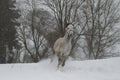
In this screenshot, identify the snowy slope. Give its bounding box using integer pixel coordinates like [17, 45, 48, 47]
[0, 57, 120, 80]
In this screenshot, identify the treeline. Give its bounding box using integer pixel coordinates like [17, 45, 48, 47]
[0, 0, 120, 63]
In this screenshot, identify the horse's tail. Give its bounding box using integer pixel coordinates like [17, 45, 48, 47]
[52, 48, 55, 54]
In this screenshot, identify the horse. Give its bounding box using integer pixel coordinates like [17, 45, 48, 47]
[53, 24, 74, 68]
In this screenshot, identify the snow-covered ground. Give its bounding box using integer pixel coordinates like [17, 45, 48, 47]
[0, 57, 120, 80]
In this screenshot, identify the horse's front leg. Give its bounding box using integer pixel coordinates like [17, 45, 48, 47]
[57, 56, 62, 68]
[57, 57, 65, 71]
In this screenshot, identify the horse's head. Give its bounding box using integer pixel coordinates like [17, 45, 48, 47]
[65, 24, 74, 38]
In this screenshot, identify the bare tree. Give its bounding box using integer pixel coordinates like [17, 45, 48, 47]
[82, 0, 120, 59]
[45, 0, 85, 36]
[17, 0, 52, 62]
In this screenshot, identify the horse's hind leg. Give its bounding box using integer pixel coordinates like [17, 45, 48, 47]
[62, 57, 66, 67]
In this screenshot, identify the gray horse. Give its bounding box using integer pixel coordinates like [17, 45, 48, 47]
[53, 24, 74, 68]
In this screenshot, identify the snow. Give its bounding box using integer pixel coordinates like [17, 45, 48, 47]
[0, 57, 120, 80]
